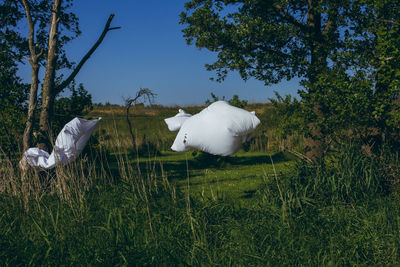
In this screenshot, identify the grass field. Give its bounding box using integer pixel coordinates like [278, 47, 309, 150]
[1, 104, 400, 265]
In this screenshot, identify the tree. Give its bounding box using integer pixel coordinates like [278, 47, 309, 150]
[180, 0, 350, 158]
[180, 0, 347, 83]
[180, 0, 400, 158]
[0, 54, 28, 155]
[298, 0, 400, 153]
[20, 0, 45, 152]
[0, 0, 29, 155]
[18, 0, 119, 152]
[54, 81, 93, 131]
[125, 88, 156, 152]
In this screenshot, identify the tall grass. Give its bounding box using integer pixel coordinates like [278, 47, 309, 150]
[1, 135, 400, 265]
[1, 106, 399, 265]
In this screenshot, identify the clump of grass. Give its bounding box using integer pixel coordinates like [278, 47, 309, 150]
[281, 142, 389, 210]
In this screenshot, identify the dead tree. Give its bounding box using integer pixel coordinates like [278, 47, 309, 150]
[125, 88, 156, 151]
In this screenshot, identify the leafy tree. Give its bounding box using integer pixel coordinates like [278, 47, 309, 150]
[0, 54, 28, 155]
[0, 0, 29, 154]
[180, 0, 348, 83]
[301, 0, 400, 152]
[269, 92, 303, 140]
[180, 0, 352, 158]
[54, 81, 93, 132]
[181, 0, 400, 157]
[15, 0, 119, 153]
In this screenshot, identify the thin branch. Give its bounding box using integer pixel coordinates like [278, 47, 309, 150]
[377, 18, 400, 26]
[21, 0, 37, 58]
[322, 2, 338, 40]
[36, 47, 44, 59]
[55, 13, 120, 95]
[272, 3, 309, 33]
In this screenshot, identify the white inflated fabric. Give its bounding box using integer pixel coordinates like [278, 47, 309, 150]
[164, 109, 192, 131]
[23, 117, 101, 169]
[171, 101, 260, 156]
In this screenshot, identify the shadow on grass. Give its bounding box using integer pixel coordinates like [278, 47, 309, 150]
[241, 190, 257, 199]
[104, 150, 295, 184]
[156, 151, 295, 180]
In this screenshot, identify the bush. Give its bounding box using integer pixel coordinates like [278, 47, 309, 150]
[277, 143, 389, 212]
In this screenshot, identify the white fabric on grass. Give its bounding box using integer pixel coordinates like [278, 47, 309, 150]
[24, 117, 101, 169]
[171, 101, 260, 156]
[164, 109, 192, 131]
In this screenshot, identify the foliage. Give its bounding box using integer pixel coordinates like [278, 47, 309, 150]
[0, 58, 28, 154]
[53, 81, 93, 132]
[0, 1, 29, 154]
[19, 0, 81, 71]
[268, 92, 303, 139]
[205, 92, 248, 108]
[180, 0, 351, 84]
[1, 0, 81, 72]
[181, 0, 400, 156]
[205, 92, 225, 105]
[281, 143, 389, 208]
[228, 94, 248, 108]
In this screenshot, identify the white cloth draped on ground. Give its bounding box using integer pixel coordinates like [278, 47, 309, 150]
[164, 109, 192, 131]
[23, 117, 102, 169]
[171, 101, 260, 156]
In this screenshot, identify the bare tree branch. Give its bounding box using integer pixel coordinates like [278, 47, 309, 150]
[377, 18, 400, 26]
[54, 13, 120, 95]
[125, 89, 156, 151]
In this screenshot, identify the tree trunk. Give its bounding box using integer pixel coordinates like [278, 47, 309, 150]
[126, 102, 137, 151]
[21, 0, 43, 152]
[304, 0, 329, 161]
[37, 0, 62, 151]
[23, 63, 40, 152]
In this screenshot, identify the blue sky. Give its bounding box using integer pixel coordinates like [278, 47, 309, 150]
[19, 0, 300, 106]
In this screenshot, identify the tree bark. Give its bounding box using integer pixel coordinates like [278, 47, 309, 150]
[304, 0, 330, 161]
[21, 0, 43, 152]
[37, 0, 62, 151]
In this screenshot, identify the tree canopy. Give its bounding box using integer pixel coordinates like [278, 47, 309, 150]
[180, 0, 351, 84]
[181, 0, 400, 155]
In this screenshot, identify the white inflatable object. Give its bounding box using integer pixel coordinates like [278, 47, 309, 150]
[164, 109, 192, 131]
[171, 101, 260, 156]
[23, 117, 101, 169]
